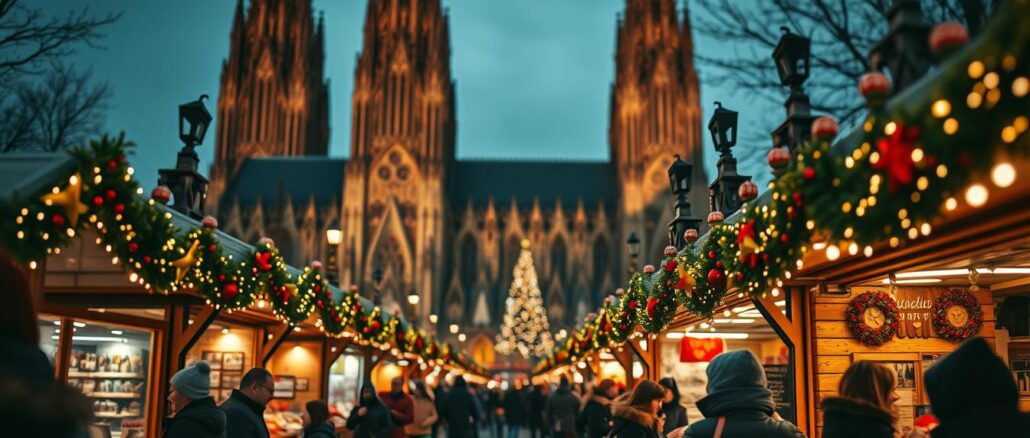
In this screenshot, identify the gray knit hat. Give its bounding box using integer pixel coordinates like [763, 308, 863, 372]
[171, 360, 212, 400]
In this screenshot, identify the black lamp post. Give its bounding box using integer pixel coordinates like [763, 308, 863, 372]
[371, 266, 384, 306]
[770, 28, 816, 153]
[325, 219, 341, 287]
[626, 232, 640, 275]
[158, 95, 212, 219]
[707, 102, 750, 215]
[869, 0, 932, 94]
[667, 155, 702, 250]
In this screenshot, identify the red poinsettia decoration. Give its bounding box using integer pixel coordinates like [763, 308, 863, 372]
[873, 124, 920, 192]
[255, 251, 273, 271]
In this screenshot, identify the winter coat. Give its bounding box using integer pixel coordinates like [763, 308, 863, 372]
[220, 390, 270, 438]
[582, 394, 613, 438]
[441, 382, 482, 437]
[502, 388, 528, 425]
[346, 403, 394, 438]
[924, 337, 1030, 438]
[164, 396, 227, 438]
[544, 385, 582, 437]
[682, 350, 805, 438]
[380, 391, 414, 438]
[820, 396, 894, 438]
[302, 421, 337, 438]
[659, 402, 688, 435]
[406, 396, 438, 436]
[527, 388, 548, 427]
[608, 403, 660, 438]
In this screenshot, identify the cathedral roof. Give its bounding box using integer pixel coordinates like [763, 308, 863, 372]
[221, 156, 345, 209]
[450, 159, 617, 209]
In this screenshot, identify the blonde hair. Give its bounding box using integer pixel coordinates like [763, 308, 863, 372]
[839, 361, 898, 424]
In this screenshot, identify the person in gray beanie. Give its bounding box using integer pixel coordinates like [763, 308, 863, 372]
[165, 360, 226, 438]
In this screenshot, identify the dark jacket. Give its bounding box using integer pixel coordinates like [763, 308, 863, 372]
[220, 390, 269, 438]
[820, 396, 894, 438]
[582, 394, 613, 438]
[164, 396, 227, 438]
[659, 403, 688, 435]
[544, 385, 581, 437]
[502, 388, 528, 425]
[925, 337, 1030, 438]
[683, 350, 804, 438]
[346, 403, 393, 438]
[608, 403, 660, 438]
[379, 391, 414, 438]
[441, 379, 482, 438]
[527, 388, 548, 427]
[302, 421, 337, 438]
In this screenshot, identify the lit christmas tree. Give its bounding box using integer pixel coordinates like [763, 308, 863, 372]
[495, 239, 555, 358]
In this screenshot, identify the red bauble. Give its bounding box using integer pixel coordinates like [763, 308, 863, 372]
[708, 250, 716, 260]
[684, 229, 699, 242]
[629, 300, 637, 310]
[143, 256, 152, 264]
[92, 196, 104, 206]
[128, 242, 139, 253]
[646, 297, 659, 318]
[859, 72, 892, 106]
[107, 160, 118, 170]
[223, 283, 239, 300]
[811, 116, 839, 140]
[664, 246, 677, 257]
[715, 261, 723, 269]
[604, 296, 612, 305]
[803, 168, 816, 180]
[738, 180, 758, 202]
[767, 147, 791, 170]
[310, 260, 324, 271]
[52, 214, 66, 227]
[314, 285, 322, 293]
[208, 244, 217, 253]
[664, 259, 678, 273]
[929, 22, 968, 56]
[780, 234, 790, 243]
[258, 237, 275, 248]
[707, 211, 725, 224]
[371, 321, 381, 331]
[114, 204, 125, 214]
[105, 189, 117, 201]
[201, 215, 218, 229]
[707, 269, 726, 288]
[615, 288, 625, 296]
[151, 186, 171, 204]
[643, 265, 656, 275]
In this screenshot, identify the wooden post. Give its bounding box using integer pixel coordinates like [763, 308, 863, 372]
[156, 302, 219, 437]
[320, 337, 352, 400]
[649, 334, 663, 381]
[752, 287, 811, 435]
[613, 346, 636, 389]
[260, 322, 294, 366]
[626, 336, 652, 384]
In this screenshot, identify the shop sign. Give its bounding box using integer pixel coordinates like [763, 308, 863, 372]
[895, 288, 935, 338]
[679, 337, 724, 362]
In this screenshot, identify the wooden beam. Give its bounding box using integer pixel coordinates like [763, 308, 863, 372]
[320, 337, 352, 400]
[55, 317, 74, 383]
[172, 305, 220, 365]
[260, 322, 294, 366]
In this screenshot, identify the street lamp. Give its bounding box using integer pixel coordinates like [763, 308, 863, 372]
[407, 290, 420, 327]
[371, 266, 384, 305]
[449, 324, 459, 334]
[407, 290, 420, 305]
[707, 101, 749, 215]
[626, 232, 640, 274]
[158, 95, 213, 219]
[708, 101, 738, 154]
[771, 27, 815, 153]
[667, 155, 702, 250]
[667, 154, 693, 196]
[771, 27, 810, 88]
[178, 95, 212, 150]
[325, 219, 341, 287]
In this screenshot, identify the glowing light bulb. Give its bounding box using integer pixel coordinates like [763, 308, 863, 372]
[826, 245, 840, 261]
[964, 184, 988, 207]
[991, 162, 1015, 188]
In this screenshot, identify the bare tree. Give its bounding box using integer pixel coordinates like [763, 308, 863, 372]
[0, 0, 118, 152]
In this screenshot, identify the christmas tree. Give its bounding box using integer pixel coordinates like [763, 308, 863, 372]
[495, 239, 555, 358]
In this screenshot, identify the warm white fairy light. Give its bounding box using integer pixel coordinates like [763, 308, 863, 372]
[965, 184, 989, 207]
[991, 162, 1016, 187]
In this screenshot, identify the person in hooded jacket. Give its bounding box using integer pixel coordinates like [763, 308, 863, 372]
[608, 379, 665, 438]
[347, 383, 395, 438]
[924, 337, 1030, 438]
[302, 400, 337, 438]
[582, 379, 617, 438]
[658, 377, 689, 436]
[527, 383, 549, 438]
[164, 360, 227, 438]
[821, 361, 897, 438]
[440, 376, 483, 438]
[545, 377, 581, 437]
[682, 350, 804, 438]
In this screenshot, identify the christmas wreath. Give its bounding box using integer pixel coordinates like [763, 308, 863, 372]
[931, 288, 983, 342]
[846, 291, 900, 346]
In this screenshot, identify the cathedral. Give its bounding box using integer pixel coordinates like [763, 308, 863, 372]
[207, 0, 707, 369]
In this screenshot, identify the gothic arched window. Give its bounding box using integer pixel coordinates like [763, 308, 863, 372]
[460, 234, 477, 296]
[551, 236, 567, 283]
[592, 237, 609, 290]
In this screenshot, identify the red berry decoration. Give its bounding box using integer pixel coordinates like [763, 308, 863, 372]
[646, 297, 659, 319]
[114, 203, 125, 214]
[767, 147, 791, 170]
[859, 72, 892, 107]
[151, 186, 171, 204]
[664, 259, 678, 273]
[208, 244, 217, 253]
[629, 300, 637, 310]
[201, 215, 218, 229]
[708, 250, 716, 260]
[929, 22, 968, 57]
[52, 214, 66, 227]
[738, 180, 758, 202]
[803, 168, 816, 180]
[223, 283, 239, 300]
[127, 242, 139, 252]
[707, 211, 725, 224]
[92, 195, 104, 206]
[143, 256, 152, 264]
[707, 268, 726, 288]
[105, 189, 117, 201]
[811, 116, 839, 140]
[107, 160, 118, 170]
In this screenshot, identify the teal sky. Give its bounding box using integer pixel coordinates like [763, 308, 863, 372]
[36, 0, 780, 192]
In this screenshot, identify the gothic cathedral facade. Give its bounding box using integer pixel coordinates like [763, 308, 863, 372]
[210, 0, 706, 369]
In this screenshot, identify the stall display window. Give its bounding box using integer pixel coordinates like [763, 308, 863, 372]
[37, 315, 61, 368]
[328, 353, 364, 416]
[65, 320, 152, 438]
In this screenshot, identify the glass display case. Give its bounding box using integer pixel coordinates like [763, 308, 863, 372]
[64, 320, 152, 438]
[37, 314, 61, 368]
[328, 352, 364, 417]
